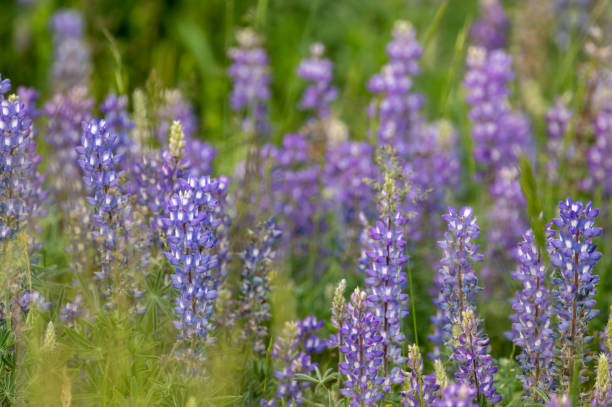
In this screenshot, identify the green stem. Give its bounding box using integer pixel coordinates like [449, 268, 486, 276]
[408, 265, 418, 347]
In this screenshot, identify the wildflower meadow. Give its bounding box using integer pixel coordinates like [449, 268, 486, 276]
[1, 0, 612, 406]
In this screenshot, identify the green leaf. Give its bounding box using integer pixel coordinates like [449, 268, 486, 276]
[176, 22, 219, 78]
[518, 154, 547, 261]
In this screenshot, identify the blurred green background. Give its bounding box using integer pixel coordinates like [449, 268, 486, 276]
[0, 0, 481, 158]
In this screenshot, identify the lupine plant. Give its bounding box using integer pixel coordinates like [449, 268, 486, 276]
[549, 198, 602, 390]
[361, 147, 410, 389]
[508, 230, 554, 401]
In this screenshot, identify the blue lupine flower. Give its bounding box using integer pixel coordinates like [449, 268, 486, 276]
[228, 28, 271, 135]
[550, 197, 602, 389]
[433, 383, 477, 407]
[237, 218, 282, 353]
[401, 344, 440, 406]
[509, 229, 554, 401]
[297, 43, 337, 119]
[163, 176, 223, 352]
[429, 207, 482, 353]
[452, 309, 502, 404]
[339, 287, 384, 406]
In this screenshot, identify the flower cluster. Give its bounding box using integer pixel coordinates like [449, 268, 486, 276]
[163, 176, 225, 358]
[269, 133, 321, 238]
[49, 9, 91, 92]
[433, 383, 477, 407]
[60, 294, 88, 327]
[236, 218, 282, 353]
[469, 0, 509, 51]
[263, 319, 322, 406]
[323, 141, 376, 230]
[464, 46, 531, 285]
[367, 20, 423, 151]
[339, 287, 384, 406]
[509, 230, 554, 400]
[583, 102, 612, 195]
[545, 97, 572, 182]
[549, 198, 602, 388]
[361, 149, 410, 388]
[452, 309, 501, 404]
[77, 119, 127, 282]
[401, 345, 439, 407]
[429, 207, 483, 351]
[297, 43, 337, 119]
[464, 47, 528, 171]
[43, 86, 93, 200]
[100, 94, 133, 164]
[0, 81, 38, 241]
[228, 28, 271, 135]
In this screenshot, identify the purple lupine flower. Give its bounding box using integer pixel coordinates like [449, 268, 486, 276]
[100, 94, 133, 163]
[429, 207, 483, 352]
[404, 120, 460, 242]
[367, 21, 423, 154]
[184, 139, 217, 177]
[549, 198, 602, 389]
[228, 28, 271, 135]
[163, 176, 222, 354]
[361, 149, 410, 389]
[237, 218, 282, 353]
[16, 87, 40, 119]
[77, 119, 127, 281]
[323, 141, 376, 227]
[545, 394, 571, 407]
[508, 229, 554, 401]
[433, 383, 477, 407]
[583, 103, 612, 195]
[297, 43, 337, 119]
[60, 294, 88, 327]
[43, 86, 93, 200]
[49, 9, 91, 92]
[0, 83, 39, 242]
[545, 97, 572, 182]
[299, 316, 326, 354]
[339, 287, 384, 406]
[484, 166, 527, 258]
[401, 344, 440, 407]
[131, 121, 192, 257]
[0, 74, 10, 94]
[10, 289, 50, 316]
[464, 47, 524, 171]
[264, 320, 318, 406]
[469, 0, 509, 51]
[270, 133, 320, 237]
[452, 309, 501, 404]
[464, 46, 531, 289]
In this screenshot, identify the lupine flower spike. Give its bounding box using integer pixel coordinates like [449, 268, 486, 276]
[433, 383, 477, 407]
[361, 147, 410, 389]
[237, 218, 281, 353]
[297, 43, 337, 120]
[549, 198, 602, 389]
[162, 176, 224, 368]
[401, 344, 439, 407]
[451, 309, 501, 404]
[509, 229, 554, 400]
[339, 287, 384, 406]
[429, 206, 482, 353]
